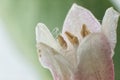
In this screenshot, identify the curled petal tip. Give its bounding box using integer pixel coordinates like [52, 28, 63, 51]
[108, 7, 120, 16]
[35, 23, 46, 43]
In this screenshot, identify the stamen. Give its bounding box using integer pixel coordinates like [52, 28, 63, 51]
[57, 35, 67, 49]
[81, 24, 90, 38]
[65, 31, 79, 45]
[52, 27, 60, 38]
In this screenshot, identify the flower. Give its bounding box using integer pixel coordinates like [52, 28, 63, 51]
[35, 3, 119, 80]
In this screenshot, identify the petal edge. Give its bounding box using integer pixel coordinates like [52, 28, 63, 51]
[35, 23, 59, 51]
[102, 7, 120, 56]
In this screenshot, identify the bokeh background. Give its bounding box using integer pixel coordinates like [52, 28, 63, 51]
[0, 0, 120, 80]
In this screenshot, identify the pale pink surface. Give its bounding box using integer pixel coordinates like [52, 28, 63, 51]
[74, 33, 114, 80]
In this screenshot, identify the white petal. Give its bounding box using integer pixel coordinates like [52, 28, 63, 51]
[102, 7, 120, 56]
[62, 3, 101, 41]
[74, 33, 114, 80]
[35, 23, 59, 50]
[35, 23, 77, 67]
[37, 43, 73, 80]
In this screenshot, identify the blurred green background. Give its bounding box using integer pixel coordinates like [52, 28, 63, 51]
[0, 0, 120, 80]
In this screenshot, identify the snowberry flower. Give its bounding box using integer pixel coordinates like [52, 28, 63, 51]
[35, 3, 119, 80]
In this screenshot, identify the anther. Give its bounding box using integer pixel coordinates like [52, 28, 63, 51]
[65, 31, 79, 45]
[81, 24, 90, 38]
[57, 35, 67, 49]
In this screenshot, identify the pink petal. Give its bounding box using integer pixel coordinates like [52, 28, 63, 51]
[60, 3, 102, 67]
[74, 33, 114, 80]
[62, 3, 101, 42]
[102, 7, 120, 56]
